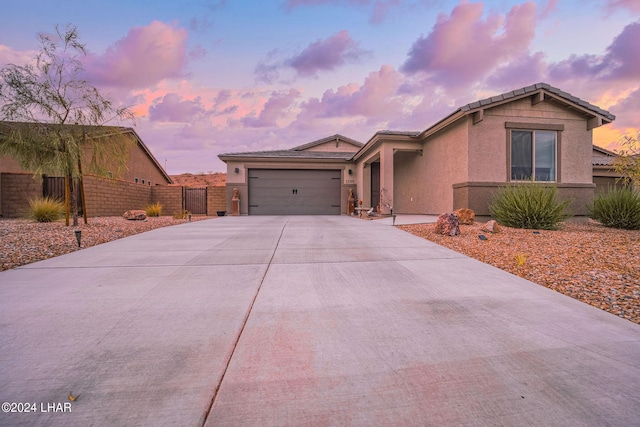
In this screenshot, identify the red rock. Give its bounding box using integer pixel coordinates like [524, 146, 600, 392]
[435, 213, 460, 236]
[454, 208, 475, 225]
[482, 220, 501, 233]
[123, 210, 147, 221]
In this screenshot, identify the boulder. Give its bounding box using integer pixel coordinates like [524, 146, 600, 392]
[482, 220, 501, 233]
[435, 212, 460, 236]
[454, 208, 475, 225]
[123, 210, 147, 221]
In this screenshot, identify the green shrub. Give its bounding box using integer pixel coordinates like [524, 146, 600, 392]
[488, 184, 571, 230]
[27, 197, 65, 222]
[588, 187, 640, 230]
[145, 202, 163, 217]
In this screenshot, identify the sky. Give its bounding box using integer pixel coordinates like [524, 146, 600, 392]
[1, 0, 639, 174]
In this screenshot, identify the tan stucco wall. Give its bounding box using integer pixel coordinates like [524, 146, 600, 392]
[468, 97, 594, 184]
[400, 118, 469, 214]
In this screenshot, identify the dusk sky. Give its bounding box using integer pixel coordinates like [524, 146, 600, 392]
[1, 0, 639, 174]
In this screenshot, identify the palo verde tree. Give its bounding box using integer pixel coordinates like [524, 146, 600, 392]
[613, 130, 640, 188]
[0, 24, 135, 225]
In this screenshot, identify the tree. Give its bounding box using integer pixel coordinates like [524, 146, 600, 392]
[613, 131, 640, 189]
[0, 24, 135, 225]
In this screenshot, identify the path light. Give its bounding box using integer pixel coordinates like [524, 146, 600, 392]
[74, 230, 82, 248]
[188, 214, 192, 222]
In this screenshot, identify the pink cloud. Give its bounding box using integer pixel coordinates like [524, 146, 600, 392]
[400, 2, 537, 85]
[295, 65, 404, 128]
[149, 93, 207, 123]
[85, 21, 189, 90]
[486, 52, 547, 90]
[242, 89, 301, 128]
[549, 21, 640, 82]
[607, 0, 640, 13]
[289, 30, 369, 77]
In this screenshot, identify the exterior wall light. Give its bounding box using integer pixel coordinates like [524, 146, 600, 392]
[235, 167, 240, 173]
[348, 169, 352, 175]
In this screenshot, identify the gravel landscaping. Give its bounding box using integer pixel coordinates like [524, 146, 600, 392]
[399, 220, 640, 324]
[0, 216, 210, 271]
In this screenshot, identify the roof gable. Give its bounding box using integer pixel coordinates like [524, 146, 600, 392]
[291, 134, 363, 152]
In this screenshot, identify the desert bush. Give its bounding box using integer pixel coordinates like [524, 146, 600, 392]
[488, 184, 571, 230]
[27, 197, 65, 222]
[588, 187, 640, 230]
[145, 202, 163, 217]
[173, 210, 190, 219]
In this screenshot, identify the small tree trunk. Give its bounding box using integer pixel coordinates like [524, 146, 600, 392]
[64, 175, 70, 226]
[78, 158, 88, 225]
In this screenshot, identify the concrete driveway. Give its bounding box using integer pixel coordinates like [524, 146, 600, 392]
[1, 216, 639, 426]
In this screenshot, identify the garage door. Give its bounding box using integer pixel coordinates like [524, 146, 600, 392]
[248, 169, 341, 215]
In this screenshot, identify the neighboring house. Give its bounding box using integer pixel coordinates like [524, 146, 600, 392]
[220, 83, 616, 217]
[0, 122, 172, 217]
[0, 122, 172, 186]
[592, 145, 632, 193]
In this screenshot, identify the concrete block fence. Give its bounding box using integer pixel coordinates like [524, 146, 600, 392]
[0, 173, 226, 218]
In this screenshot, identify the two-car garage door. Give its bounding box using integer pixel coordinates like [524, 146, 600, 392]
[248, 169, 341, 215]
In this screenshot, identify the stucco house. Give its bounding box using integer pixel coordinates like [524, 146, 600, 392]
[0, 123, 172, 217]
[219, 83, 616, 217]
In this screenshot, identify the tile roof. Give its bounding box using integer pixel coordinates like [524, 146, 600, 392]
[461, 83, 615, 121]
[218, 149, 354, 160]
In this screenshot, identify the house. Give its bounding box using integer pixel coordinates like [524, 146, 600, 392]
[0, 123, 173, 217]
[220, 83, 616, 217]
[592, 145, 631, 193]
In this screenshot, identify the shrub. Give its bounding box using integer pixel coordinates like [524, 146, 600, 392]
[588, 187, 640, 230]
[488, 184, 571, 230]
[27, 197, 65, 222]
[145, 202, 163, 217]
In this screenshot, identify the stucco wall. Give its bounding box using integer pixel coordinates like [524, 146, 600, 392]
[468, 97, 594, 184]
[404, 119, 469, 214]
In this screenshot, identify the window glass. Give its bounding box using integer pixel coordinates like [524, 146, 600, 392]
[511, 131, 532, 180]
[534, 131, 556, 181]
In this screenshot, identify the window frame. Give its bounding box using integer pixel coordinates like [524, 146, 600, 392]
[505, 122, 563, 183]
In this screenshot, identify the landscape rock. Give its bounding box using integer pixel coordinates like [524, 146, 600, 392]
[436, 212, 460, 236]
[482, 220, 502, 233]
[123, 210, 147, 221]
[454, 208, 475, 225]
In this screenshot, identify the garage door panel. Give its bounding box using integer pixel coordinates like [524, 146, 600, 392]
[248, 169, 341, 215]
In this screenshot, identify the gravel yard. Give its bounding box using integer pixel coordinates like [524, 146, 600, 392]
[399, 220, 640, 324]
[0, 216, 210, 272]
[1, 216, 638, 324]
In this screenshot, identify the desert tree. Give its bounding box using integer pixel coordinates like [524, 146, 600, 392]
[613, 130, 640, 189]
[0, 24, 135, 225]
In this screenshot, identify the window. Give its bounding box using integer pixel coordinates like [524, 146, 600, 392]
[511, 130, 557, 182]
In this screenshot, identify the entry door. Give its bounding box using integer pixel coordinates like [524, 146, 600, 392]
[370, 162, 380, 208]
[248, 169, 341, 215]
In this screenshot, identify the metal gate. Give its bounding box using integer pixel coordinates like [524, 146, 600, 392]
[43, 176, 83, 214]
[183, 187, 207, 215]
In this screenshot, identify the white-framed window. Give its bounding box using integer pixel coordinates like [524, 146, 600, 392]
[506, 122, 563, 183]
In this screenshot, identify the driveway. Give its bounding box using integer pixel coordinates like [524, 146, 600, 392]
[1, 216, 639, 426]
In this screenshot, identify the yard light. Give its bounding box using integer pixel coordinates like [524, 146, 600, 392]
[74, 230, 82, 248]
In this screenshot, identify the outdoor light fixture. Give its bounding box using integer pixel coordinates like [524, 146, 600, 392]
[348, 169, 352, 175]
[234, 167, 240, 173]
[74, 230, 82, 248]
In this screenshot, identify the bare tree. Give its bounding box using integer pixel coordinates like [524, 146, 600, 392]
[0, 24, 135, 225]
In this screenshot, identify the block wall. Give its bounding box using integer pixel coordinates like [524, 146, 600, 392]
[207, 186, 226, 215]
[152, 186, 184, 216]
[0, 173, 42, 218]
[82, 175, 152, 217]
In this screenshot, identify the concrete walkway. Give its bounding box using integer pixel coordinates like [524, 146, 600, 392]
[1, 216, 639, 426]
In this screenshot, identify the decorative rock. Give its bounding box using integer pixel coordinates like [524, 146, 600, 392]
[482, 220, 502, 233]
[435, 213, 460, 236]
[123, 210, 147, 221]
[454, 208, 475, 225]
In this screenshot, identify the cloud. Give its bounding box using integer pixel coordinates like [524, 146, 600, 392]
[548, 21, 640, 82]
[0, 45, 36, 67]
[606, 0, 640, 13]
[85, 21, 189, 90]
[400, 2, 537, 85]
[241, 89, 301, 127]
[149, 93, 207, 122]
[256, 31, 370, 82]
